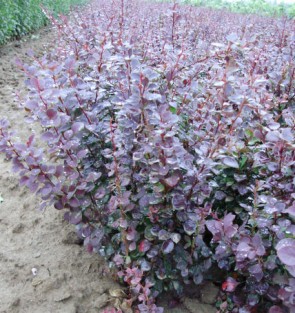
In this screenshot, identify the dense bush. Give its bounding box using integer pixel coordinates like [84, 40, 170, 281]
[0, 1, 294, 312]
[0, 0, 88, 45]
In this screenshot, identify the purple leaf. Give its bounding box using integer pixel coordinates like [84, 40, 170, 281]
[224, 213, 238, 238]
[266, 131, 279, 142]
[162, 174, 181, 188]
[140, 259, 151, 271]
[276, 239, 295, 266]
[139, 239, 151, 253]
[46, 109, 57, 120]
[113, 254, 124, 266]
[269, 306, 284, 313]
[222, 157, 239, 169]
[172, 194, 186, 210]
[72, 122, 84, 134]
[206, 219, 222, 240]
[69, 197, 80, 208]
[86, 172, 101, 182]
[184, 220, 196, 236]
[162, 239, 174, 254]
[281, 128, 294, 142]
[64, 130, 73, 139]
[77, 149, 88, 159]
[215, 191, 226, 200]
[170, 232, 181, 244]
[158, 229, 170, 241]
[284, 204, 295, 217]
[126, 227, 137, 241]
[226, 33, 238, 42]
[222, 277, 239, 292]
[69, 211, 82, 225]
[39, 185, 52, 197]
[94, 187, 105, 200]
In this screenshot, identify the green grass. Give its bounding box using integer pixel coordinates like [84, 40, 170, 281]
[160, 0, 295, 18]
[0, 0, 89, 45]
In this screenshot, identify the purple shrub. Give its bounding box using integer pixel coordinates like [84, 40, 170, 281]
[0, 1, 294, 312]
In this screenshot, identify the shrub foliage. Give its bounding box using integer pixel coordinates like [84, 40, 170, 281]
[0, 0, 88, 45]
[0, 1, 294, 312]
[176, 0, 295, 18]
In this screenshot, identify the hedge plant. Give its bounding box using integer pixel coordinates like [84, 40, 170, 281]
[0, 0, 88, 45]
[163, 0, 295, 18]
[0, 1, 294, 312]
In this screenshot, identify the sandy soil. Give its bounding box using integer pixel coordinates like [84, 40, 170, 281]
[0, 25, 218, 313]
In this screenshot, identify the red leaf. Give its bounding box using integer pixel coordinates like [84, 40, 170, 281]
[222, 277, 238, 292]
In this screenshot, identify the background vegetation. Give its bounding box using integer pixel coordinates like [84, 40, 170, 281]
[1, 0, 294, 46]
[0, 0, 88, 45]
[160, 0, 295, 17]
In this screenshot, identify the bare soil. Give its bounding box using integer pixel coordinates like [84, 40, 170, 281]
[0, 25, 218, 313]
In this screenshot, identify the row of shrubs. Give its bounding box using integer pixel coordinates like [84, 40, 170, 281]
[163, 0, 295, 18]
[0, 0, 294, 312]
[0, 0, 88, 45]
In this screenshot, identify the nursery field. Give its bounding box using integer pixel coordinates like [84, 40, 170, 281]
[0, 0, 294, 313]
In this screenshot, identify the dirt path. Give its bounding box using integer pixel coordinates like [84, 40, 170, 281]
[0, 24, 218, 313]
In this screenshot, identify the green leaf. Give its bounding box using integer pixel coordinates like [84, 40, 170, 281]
[248, 137, 261, 146]
[245, 129, 253, 139]
[0, 194, 4, 203]
[169, 106, 177, 114]
[239, 156, 248, 169]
